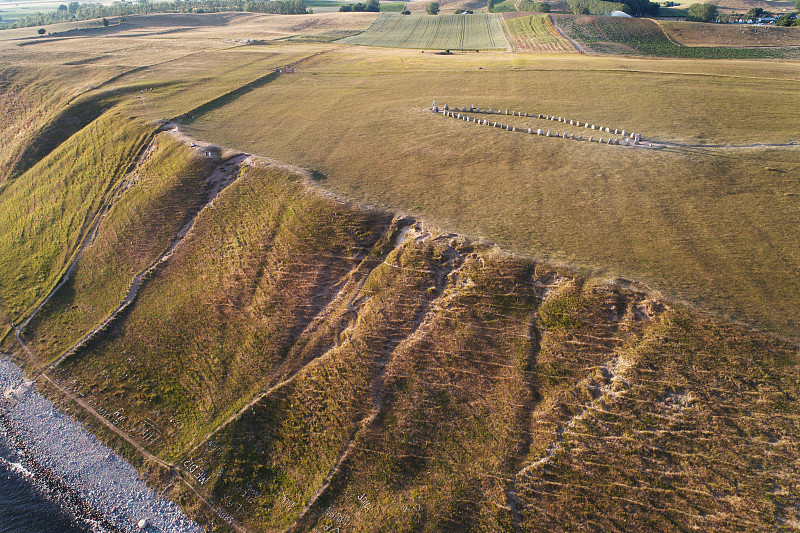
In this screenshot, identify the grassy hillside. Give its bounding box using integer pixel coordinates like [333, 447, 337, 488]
[1, 13, 799, 533]
[505, 14, 575, 51]
[20, 135, 213, 361]
[553, 14, 800, 58]
[0, 111, 152, 324]
[22, 155, 798, 532]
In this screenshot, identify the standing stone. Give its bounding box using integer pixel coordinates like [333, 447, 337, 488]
[591, 125, 595, 129]
[546, 130, 551, 137]
[537, 128, 543, 135]
[528, 127, 533, 134]
[589, 136, 593, 142]
[512, 126, 517, 132]
[578, 135, 583, 141]
[599, 137, 604, 143]
[432, 100, 438, 112]
[576, 121, 581, 127]
[444, 104, 449, 111]
[539, 114, 544, 119]
[621, 130, 626, 137]
[614, 129, 619, 134]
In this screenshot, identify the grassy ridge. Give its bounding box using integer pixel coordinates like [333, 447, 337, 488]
[22, 135, 212, 362]
[553, 15, 800, 58]
[0, 66, 75, 184]
[54, 164, 393, 455]
[0, 111, 152, 324]
[338, 13, 511, 49]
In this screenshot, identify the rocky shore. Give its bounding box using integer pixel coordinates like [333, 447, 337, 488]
[0, 357, 204, 533]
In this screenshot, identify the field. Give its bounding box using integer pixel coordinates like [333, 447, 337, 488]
[658, 19, 800, 47]
[553, 14, 800, 58]
[1, 11, 800, 533]
[338, 12, 511, 49]
[304, 0, 406, 12]
[504, 13, 575, 51]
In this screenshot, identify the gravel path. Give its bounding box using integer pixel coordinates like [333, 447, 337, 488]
[0, 357, 204, 533]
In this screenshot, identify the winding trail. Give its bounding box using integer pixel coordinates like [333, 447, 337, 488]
[548, 15, 589, 55]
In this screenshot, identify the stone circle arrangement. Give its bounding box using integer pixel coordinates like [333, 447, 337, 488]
[431, 101, 645, 147]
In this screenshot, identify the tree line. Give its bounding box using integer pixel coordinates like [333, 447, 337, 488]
[566, 0, 658, 16]
[2, 0, 308, 30]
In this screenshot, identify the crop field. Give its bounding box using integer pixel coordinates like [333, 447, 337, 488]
[505, 14, 574, 51]
[553, 14, 800, 58]
[338, 13, 511, 49]
[658, 19, 800, 48]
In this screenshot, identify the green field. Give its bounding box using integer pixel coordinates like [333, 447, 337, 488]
[553, 14, 800, 58]
[338, 12, 511, 49]
[506, 14, 574, 51]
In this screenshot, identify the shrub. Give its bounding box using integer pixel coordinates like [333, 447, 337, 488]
[686, 3, 717, 21]
[425, 1, 439, 14]
[518, 0, 551, 11]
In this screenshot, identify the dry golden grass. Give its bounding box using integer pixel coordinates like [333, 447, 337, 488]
[175, 46, 800, 338]
[658, 19, 800, 47]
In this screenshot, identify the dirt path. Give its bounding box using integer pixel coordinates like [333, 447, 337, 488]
[548, 15, 589, 54]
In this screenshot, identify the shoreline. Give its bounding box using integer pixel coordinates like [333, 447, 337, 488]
[0, 357, 204, 533]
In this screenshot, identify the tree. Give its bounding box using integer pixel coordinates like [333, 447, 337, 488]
[68, 1, 79, 14]
[37, 27, 46, 34]
[58, 3, 68, 10]
[487, 0, 494, 10]
[365, 0, 380, 11]
[102, 17, 109, 25]
[746, 7, 764, 19]
[775, 13, 795, 25]
[425, 1, 439, 13]
[339, 3, 352, 9]
[686, 3, 717, 21]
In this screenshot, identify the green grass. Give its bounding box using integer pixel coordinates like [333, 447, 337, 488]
[338, 13, 511, 49]
[0, 111, 152, 322]
[379, 2, 405, 12]
[657, 6, 687, 16]
[490, 0, 519, 12]
[22, 135, 212, 362]
[554, 14, 800, 58]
